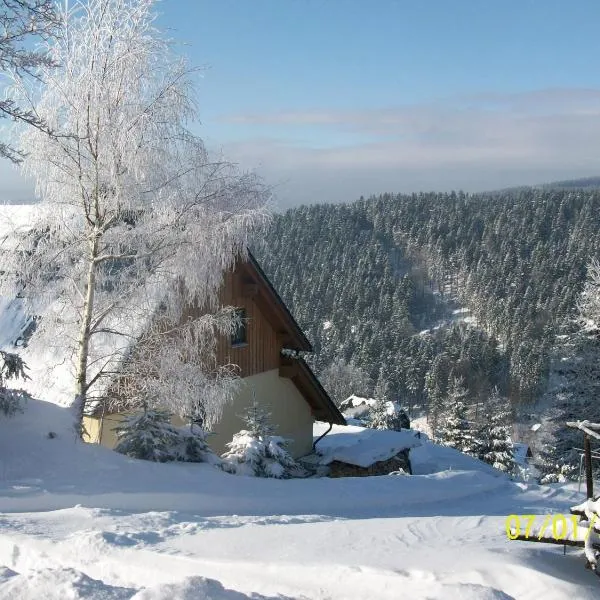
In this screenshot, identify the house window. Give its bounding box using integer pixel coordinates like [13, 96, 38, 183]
[231, 308, 248, 347]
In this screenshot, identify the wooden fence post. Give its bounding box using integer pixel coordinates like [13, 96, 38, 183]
[584, 432, 594, 499]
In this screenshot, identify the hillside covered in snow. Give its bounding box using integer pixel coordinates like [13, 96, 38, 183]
[1, 398, 599, 599]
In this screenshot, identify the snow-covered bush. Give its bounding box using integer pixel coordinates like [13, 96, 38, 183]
[0, 350, 31, 417]
[536, 445, 578, 484]
[114, 410, 219, 464]
[538, 461, 578, 484]
[222, 402, 307, 478]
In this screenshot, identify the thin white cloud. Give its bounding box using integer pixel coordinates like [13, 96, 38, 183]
[218, 88, 600, 206]
[2, 88, 600, 208]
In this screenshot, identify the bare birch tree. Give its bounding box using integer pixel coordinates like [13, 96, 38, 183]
[1, 0, 270, 432]
[0, 0, 58, 161]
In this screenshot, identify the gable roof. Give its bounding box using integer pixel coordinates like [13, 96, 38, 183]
[238, 251, 344, 425]
[240, 250, 312, 352]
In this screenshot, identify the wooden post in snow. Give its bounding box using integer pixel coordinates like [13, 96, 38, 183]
[584, 432, 594, 499]
[566, 421, 600, 499]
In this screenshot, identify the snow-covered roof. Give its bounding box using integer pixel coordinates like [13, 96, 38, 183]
[339, 395, 375, 410]
[313, 422, 421, 468]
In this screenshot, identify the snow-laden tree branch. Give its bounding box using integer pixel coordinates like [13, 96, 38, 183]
[0, 0, 59, 161]
[112, 309, 242, 431]
[1, 0, 270, 433]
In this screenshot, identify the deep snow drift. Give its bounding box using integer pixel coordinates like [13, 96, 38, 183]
[0, 401, 598, 598]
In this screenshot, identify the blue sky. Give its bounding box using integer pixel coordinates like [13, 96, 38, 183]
[3, 0, 600, 206]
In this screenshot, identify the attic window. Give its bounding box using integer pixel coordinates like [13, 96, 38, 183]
[231, 308, 248, 347]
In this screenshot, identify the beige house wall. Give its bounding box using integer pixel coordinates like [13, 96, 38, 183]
[83, 368, 314, 459]
[83, 411, 133, 449]
[209, 369, 314, 458]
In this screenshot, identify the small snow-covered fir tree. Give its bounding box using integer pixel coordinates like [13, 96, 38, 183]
[477, 388, 515, 474]
[222, 401, 307, 478]
[438, 376, 481, 455]
[424, 352, 450, 434]
[368, 373, 410, 430]
[368, 396, 391, 429]
[0, 350, 31, 417]
[114, 408, 219, 464]
[368, 399, 410, 431]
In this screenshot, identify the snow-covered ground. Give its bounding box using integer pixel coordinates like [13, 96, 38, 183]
[1, 400, 599, 598]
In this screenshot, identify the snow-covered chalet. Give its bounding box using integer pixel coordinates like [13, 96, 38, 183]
[83, 251, 346, 457]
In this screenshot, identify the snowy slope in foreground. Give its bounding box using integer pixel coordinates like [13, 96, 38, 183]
[1, 400, 599, 599]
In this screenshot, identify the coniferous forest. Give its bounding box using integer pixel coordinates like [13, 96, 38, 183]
[255, 188, 600, 477]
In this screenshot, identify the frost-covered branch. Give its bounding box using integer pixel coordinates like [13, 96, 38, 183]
[0, 0, 59, 161]
[109, 309, 242, 428]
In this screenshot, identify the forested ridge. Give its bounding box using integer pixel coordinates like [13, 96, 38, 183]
[255, 189, 600, 475]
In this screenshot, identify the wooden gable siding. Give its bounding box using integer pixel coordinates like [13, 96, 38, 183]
[214, 268, 280, 378]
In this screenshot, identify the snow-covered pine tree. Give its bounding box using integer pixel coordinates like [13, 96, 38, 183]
[113, 408, 219, 464]
[477, 388, 515, 473]
[438, 376, 481, 455]
[535, 444, 578, 484]
[367, 371, 410, 430]
[222, 402, 307, 478]
[0, 350, 31, 417]
[424, 352, 450, 435]
[533, 258, 600, 480]
[114, 409, 179, 462]
[368, 395, 391, 430]
[2, 0, 269, 435]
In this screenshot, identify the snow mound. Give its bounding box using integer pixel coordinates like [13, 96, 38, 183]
[0, 567, 134, 600]
[0, 568, 291, 600]
[132, 576, 291, 600]
[433, 584, 513, 599]
[313, 422, 421, 467]
[410, 436, 504, 477]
